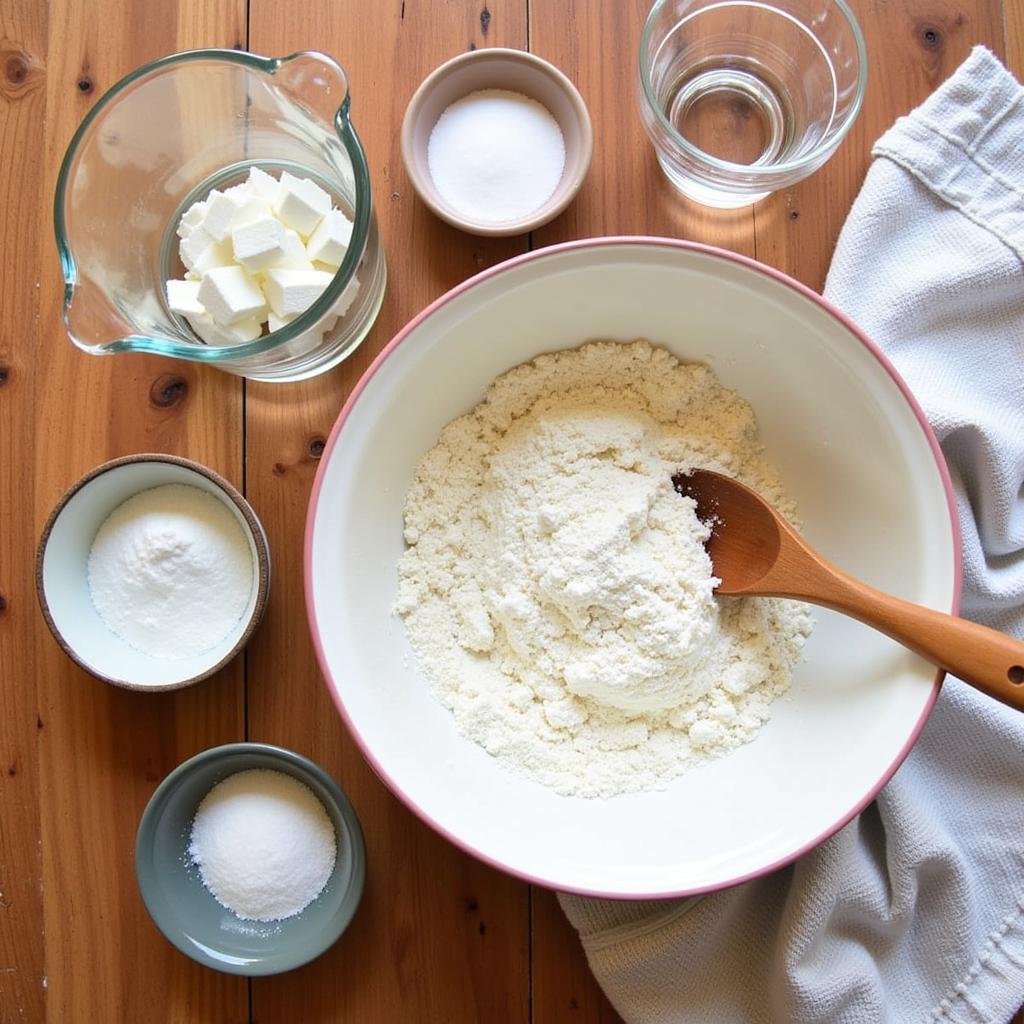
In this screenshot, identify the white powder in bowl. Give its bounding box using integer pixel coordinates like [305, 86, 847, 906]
[188, 768, 337, 922]
[427, 89, 566, 224]
[395, 340, 814, 798]
[87, 483, 253, 659]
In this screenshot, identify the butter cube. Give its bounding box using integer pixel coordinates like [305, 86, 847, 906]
[231, 195, 272, 230]
[202, 189, 251, 242]
[263, 268, 333, 319]
[273, 172, 331, 237]
[166, 279, 205, 317]
[267, 310, 297, 333]
[273, 228, 314, 271]
[247, 166, 280, 201]
[190, 238, 235, 277]
[200, 188, 268, 243]
[187, 312, 263, 346]
[197, 265, 266, 325]
[231, 215, 287, 273]
[179, 226, 216, 270]
[306, 209, 353, 269]
[177, 200, 208, 239]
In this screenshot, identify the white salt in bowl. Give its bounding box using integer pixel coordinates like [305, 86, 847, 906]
[401, 48, 593, 236]
[305, 238, 960, 899]
[37, 454, 270, 691]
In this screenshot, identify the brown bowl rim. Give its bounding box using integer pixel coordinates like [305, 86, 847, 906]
[400, 47, 594, 237]
[35, 453, 271, 692]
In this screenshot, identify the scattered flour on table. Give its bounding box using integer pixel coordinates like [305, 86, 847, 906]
[395, 340, 813, 797]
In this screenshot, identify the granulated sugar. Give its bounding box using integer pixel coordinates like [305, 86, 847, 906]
[427, 89, 565, 224]
[395, 340, 813, 798]
[188, 769, 336, 921]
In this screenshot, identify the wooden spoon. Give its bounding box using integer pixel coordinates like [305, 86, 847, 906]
[673, 469, 1024, 711]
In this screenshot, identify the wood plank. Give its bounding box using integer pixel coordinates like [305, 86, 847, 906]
[0, 1, 248, 1021]
[245, 2, 531, 1021]
[532, 889, 622, 1023]
[0, 3, 50, 1021]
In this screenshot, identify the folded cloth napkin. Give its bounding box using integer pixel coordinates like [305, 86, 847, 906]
[560, 46, 1024, 1024]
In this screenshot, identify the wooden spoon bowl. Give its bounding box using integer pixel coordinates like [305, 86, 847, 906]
[673, 469, 1024, 711]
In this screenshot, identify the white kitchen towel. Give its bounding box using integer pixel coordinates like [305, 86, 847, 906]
[560, 46, 1024, 1024]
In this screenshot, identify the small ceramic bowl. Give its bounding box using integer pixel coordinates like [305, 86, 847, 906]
[36, 453, 270, 691]
[401, 48, 593, 236]
[136, 743, 366, 976]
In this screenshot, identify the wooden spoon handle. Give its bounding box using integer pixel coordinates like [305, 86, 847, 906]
[797, 570, 1024, 711]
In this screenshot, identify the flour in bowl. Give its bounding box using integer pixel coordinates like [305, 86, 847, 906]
[395, 340, 812, 797]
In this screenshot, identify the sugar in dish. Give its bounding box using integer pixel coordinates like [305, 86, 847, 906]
[87, 483, 253, 659]
[188, 768, 337, 922]
[427, 89, 566, 224]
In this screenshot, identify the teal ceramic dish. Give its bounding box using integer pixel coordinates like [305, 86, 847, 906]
[136, 742, 365, 975]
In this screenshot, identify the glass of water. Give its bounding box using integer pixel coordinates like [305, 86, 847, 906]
[638, 0, 867, 208]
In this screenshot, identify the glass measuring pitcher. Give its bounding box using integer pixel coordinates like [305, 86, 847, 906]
[55, 50, 386, 382]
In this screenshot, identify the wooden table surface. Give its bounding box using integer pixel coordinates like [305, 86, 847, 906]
[2, 1, 1021, 1021]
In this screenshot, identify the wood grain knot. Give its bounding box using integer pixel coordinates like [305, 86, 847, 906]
[77, 76, 93, 93]
[149, 374, 188, 408]
[463, 897, 479, 912]
[7, 761, 16, 777]
[480, 5, 491, 35]
[789, 210, 800, 221]
[36, 715, 43, 730]
[5, 53, 26, 84]
[0, 592, 6, 616]
[307, 436, 326, 459]
[917, 24, 943, 50]
[0, 366, 8, 386]
[1, 43, 43, 99]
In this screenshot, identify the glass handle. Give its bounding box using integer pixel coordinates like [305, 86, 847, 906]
[273, 51, 351, 125]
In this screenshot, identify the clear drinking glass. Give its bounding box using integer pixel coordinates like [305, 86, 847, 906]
[55, 50, 387, 382]
[638, 0, 867, 208]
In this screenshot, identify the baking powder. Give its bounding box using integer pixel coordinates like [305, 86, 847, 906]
[87, 483, 253, 659]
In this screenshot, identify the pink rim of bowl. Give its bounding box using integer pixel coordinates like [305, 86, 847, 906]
[304, 236, 963, 900]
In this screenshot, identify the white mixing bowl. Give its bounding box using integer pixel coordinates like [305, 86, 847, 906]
[305, 238, 960, 898]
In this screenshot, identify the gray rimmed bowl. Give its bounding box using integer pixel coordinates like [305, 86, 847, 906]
[36, 453, 270, 691]
[136, 743, 366, 975]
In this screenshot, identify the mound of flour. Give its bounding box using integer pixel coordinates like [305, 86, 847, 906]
[395, 340, 812, 797]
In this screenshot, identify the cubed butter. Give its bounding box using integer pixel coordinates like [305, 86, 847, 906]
[263, 268, 334, 319]
[273, 172, 331, 237]
[190, 238, 235, 277]
[179, 226, 217, 270]
[268, 310, 297, 333]
[305, 209, 353, 269]
[231, 215, 287, 274]
[197, 265, 266, 325]
[247, 166, 280, 201]
[177, 200, 208, 239]
[186, 312, 264, 346]
[276, 229, 315, 271]
[166, 279, 205, 317]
